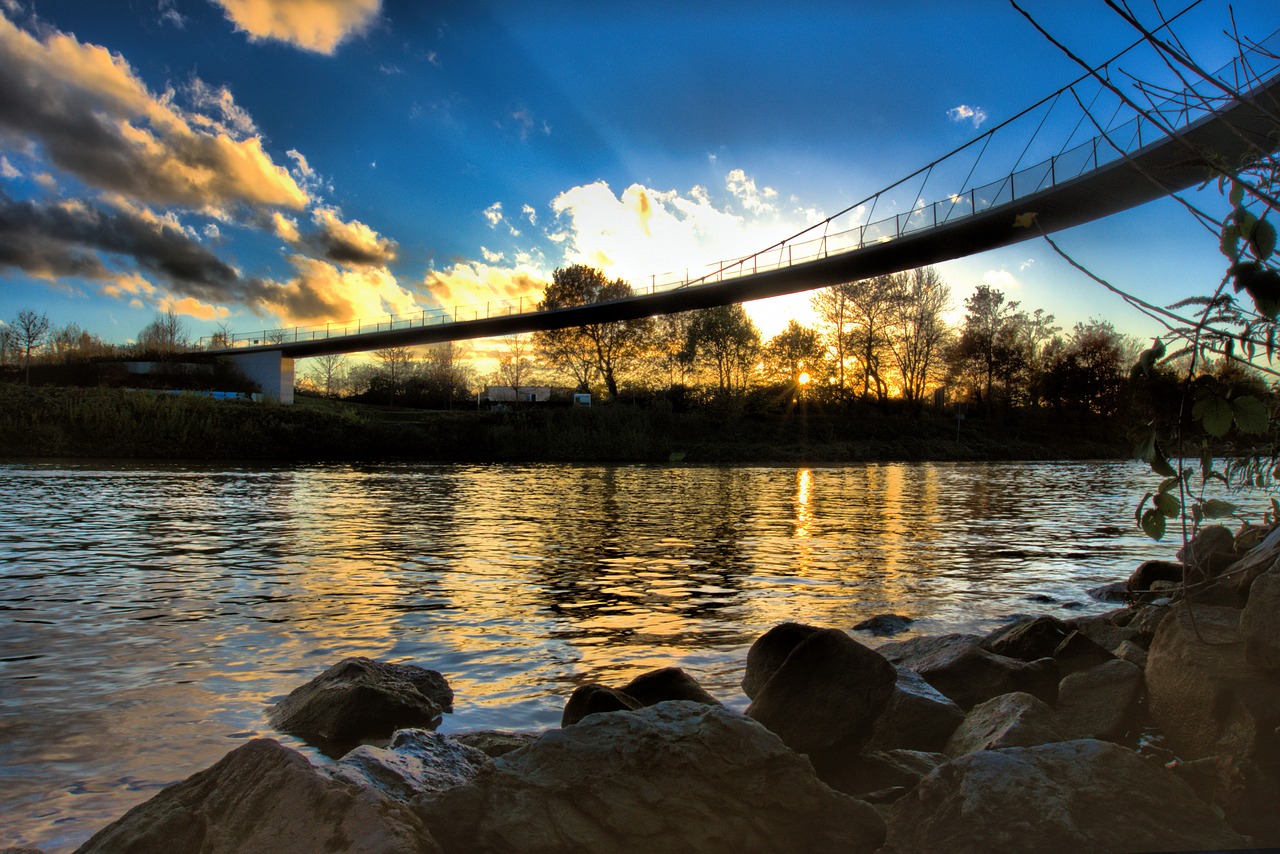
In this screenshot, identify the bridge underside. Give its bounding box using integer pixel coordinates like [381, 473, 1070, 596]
[210, 70, 1280, 401]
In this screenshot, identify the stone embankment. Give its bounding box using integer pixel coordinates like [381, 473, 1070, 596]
[57, 523, 1280, 853]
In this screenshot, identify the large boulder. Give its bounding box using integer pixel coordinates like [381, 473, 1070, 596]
[1051, 630, 1115, 676]
[1220, 523, 1280, 599]
[1145, 601, 1280, 761]
[880, 739, 1251, 854]
[416, 701, 886, 854]
[561, 683, 642, 727]
[450, 730, 539, 758]
[864, 666, 964, 753]
[621, 667, 720, 707]
[75, 738, 437, 853]
[981, 615, 1071, 661]
[745, 627, 897, 762]
[1055, 659, 1144, 743]
[943, 692, 1069, 757]
[826, 749, 947, 802]
[877, 634, 1059, 710]
[1241, 568, 1280, 673]
[329, 729, 491, 804]
[268, 657, 451, 743]
[741, 622, 820, 699]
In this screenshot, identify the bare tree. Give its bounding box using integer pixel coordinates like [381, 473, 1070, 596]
[495, 335, 538, 401]
[885, 267, 953, 405]
[305, 353, 349, 398]
[13, 309, 51, 384]
[372, 345, 414, 404]
[137, 310, 189, 355]
[812, 284, 855, 397]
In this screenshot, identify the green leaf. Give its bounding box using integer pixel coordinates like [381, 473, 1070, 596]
[1136, 491, 1152, 525]
[1133, 430, 1156, 463]
[1202, 498, 1239, 518]
[1194, 396, 1234, 437]
[1230, 180, 1245, 207]
[1231, 395, 1269, 435]
[1222, 222, 1243, 261]
[1151, 455, 1177, 478]
[1154, 490, 1181, 518]
[1141, 507, 1167, 540]
[1158, 475, 1183, 494]
[1254, 218, 1277, 260]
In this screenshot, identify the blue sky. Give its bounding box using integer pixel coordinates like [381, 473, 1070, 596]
[0, 0, 1275, 353]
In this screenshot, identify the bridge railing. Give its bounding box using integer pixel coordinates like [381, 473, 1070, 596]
[201, 30, 1279, 352]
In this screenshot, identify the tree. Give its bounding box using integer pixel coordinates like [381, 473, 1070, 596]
[844, 275, 900, 401]
[764, 320, 827, 395]
[137, 310, 188, 355]
[884, 267, 953, 405]
[372, 345, 414, 404]
[1042, 319, 1135, 417]
[13, 309, 51, 384]
[812, 284, 855, 397]
[421, 341, 473, 408]
[533, 265, 651, 400]
[304, 353, 348, 399]
[682, 304, 760, 398]
[946, 285, 1021, 407]
[495, 335, 538, 402]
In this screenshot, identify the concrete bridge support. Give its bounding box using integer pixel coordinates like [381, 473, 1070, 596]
[226, 350, 295, 403]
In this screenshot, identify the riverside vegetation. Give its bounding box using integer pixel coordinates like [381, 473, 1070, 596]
[0, 384, 1134, 463]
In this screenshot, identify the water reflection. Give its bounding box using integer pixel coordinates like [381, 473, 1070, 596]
[0, 460, 1234, 852]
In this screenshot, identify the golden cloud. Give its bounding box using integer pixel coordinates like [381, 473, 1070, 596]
[262, 254, 420, 327]
[213, 0, 381, 55]
[310, 207, 398, 266]
[0, 13, 308, 212]
[421, 260, 546, 317]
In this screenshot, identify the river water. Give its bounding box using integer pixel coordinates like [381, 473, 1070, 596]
[0, 460, 1224, 850]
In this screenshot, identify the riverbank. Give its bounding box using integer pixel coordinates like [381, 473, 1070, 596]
[0, 385, 1129, 462]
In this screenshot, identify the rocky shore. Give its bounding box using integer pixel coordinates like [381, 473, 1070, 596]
[32, 523, 1280, 853]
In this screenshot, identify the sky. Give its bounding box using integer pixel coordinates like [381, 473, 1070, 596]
[0, 0, 1276, 362]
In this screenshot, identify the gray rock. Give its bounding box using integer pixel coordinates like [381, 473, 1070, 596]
[745, 627, 897, 761]
[981, 615, 1070, 661]
[621, 666, 720, 707]
[877, 633, 1059, 710]
[865, 666, 964, 753]
[826, 749, 947, 801]
[1123, 602, 1169, 644]
[330, 729, 490, 804]
[853, 614, 914, 636]
[1220, 523, 1280, 600]
[1241, 568, 1280, 673]
[75, 738, 436, 853]
[1052, 629, 1115, 676]
[268, 657, 450, 743]
[416, 701, 886, 854]
[1128, 559, 1184, 594]
[1055, 659, 1144, 742]
[560, 683, 642, 727]
[741, 621, 820, 699]
[1086, 581, 1128, 602]
[943, 692, 1069, 757]
[450, 730, 539, 758]
[1064, 613, 1138, 653]
[1111, 639, 1149, 669]
[880, 739, 1252, 853]
[1146, 601, 1280, 761]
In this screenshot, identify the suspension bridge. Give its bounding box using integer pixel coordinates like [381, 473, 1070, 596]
[206, 32, 1280, 402]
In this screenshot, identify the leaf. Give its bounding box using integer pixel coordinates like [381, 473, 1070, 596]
[1202, 498, 1239, 518]
[1141, 507, 1167, 541]
[1230, 180, 1245, 207]
[1154, 490, 1181, 518]
[1254, 218, 1278, 261]
[1136, 491, 1152, 524]
[1133, 430, 1156, 463]
[1221, 222, 1243, 261]
[1151, 455, 1177, 478]
[1194, 396, 1233, 437]
[1231, 395, 1269, 435]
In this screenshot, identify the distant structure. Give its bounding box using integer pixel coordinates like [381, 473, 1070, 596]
[483, 385, 552, 404]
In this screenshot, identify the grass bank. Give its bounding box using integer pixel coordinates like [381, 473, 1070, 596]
[0, 385, 1130, 463]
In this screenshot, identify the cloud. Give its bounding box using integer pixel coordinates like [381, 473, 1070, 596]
[0, 155, 19, 178]
[158, 295, 231, 321]
[184, 77, 258, 139]
[0, 12, 307, 213]
[271, 211, 300, 242]
[483, 202, 504, 227]
[522, 204, 537, 226]
[261, 254, 419, 326]
[982, 268, 1020, 290]
[548, 171, 822, 287]
[0, 189, 246, 295]
[507, 106, 549, 141]
[422, 259, 544, 316]
[212, 0, 381, 55]
[948, 104, 988, 128]
[308, 206, 398, 266]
